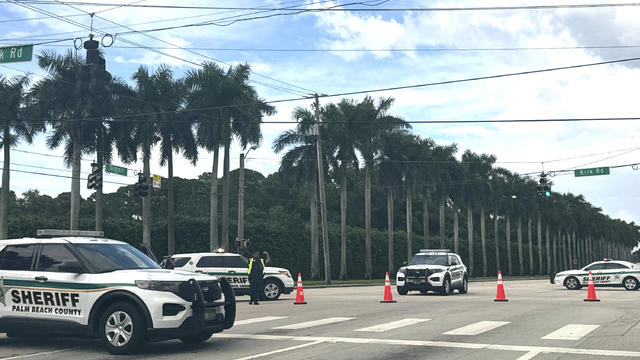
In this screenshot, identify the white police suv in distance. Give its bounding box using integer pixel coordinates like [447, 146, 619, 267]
[0, 237, 236, 355]
[396, 249, 468, 296]
[552, 259, 640, 291]
[167, 252, 294, 301]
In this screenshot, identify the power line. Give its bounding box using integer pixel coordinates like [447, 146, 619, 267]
[545, 147, 640, 163]
[9, 1, 640, 11]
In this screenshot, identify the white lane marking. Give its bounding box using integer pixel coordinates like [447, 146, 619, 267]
[542, 324, 600, 340]
[273, 317, 354, 330]
[234, 316, 289, 326]
[516, 351, 541, 360]
[217, 334, 640, 357]
[355, 318, 431, 332]
[231, 340, 324, 360]
[0, 348, 78, 360]
[443, 321, 510, 336]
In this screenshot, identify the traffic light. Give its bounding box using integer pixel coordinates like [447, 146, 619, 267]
[75, 64, 89, 95]
[134, 173, 150, 197]
[84, 37, 108, 94]
[537, 173, 551, 198]
[87, 162, 102, 190]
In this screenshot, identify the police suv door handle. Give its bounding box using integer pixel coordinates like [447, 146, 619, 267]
[229, 270, 236, 274]
[35, 276, 48, 282]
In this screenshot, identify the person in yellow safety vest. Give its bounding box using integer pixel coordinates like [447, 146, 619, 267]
[247, 250, 271, 305]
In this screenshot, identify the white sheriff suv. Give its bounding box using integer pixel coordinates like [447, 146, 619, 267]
[166, 251, 294, 301]
[552, 259, 640, 291]
[0, 237, 236, 354]
[396, 249, 468, 296]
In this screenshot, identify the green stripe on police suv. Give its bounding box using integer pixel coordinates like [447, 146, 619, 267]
[4, 279, 134, 290]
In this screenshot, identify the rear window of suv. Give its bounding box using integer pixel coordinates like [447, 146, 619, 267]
[173, 257, 191, 267]
[0, 244, 36, 270]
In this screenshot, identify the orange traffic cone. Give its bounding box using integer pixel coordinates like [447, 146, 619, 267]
[494, 270, 508, 302]
[584, 271, 600, 302]
[380, 272, 396, 303]
[293, 273, 307, 305]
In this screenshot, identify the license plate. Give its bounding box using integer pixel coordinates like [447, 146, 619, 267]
[204, 308, 218, 321]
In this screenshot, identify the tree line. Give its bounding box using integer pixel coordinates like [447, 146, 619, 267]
[0, 51, 638, 281]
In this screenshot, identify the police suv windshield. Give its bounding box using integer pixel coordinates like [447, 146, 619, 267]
[74, 243, 160, 273]
[408, 254, 448, 266]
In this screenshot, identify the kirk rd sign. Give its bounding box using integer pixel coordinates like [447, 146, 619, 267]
[0, 45, 33, 64]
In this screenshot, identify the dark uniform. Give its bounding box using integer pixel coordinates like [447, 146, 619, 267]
[248, 257, 265, 304]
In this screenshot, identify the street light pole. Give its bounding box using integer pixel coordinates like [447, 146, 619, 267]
[237, 145, 256, 252]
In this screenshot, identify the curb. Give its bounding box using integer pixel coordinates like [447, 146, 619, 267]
[304, 277, 548, 289]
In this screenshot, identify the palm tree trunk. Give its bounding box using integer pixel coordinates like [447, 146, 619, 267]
[453, 208, 459, 253]
[142, 146, 151, 247]
[0, 126, 10, 239]
[528, 218, 533, 275]
[537, 218, 543, 275]
[481, 207, 487, 277]
[423, 197, 429, 248]
[365, 162, 372, 279]
[494, 211, 499, 273]
[517, 216, 523, 275]
[222, 142, 230, 251]
[545, 226, 551, 275]
[209, 147, 219, 251]
[339, 174, 348, 280]
[387, 186, 394, 272]
[167, 150, 175, 255]
[506, 215, 512, 275]
[310, 181, 319, 280]
[70, 138, 81, 231]
[559, 231, 565, 269]
[439, 201, 445, 248]
[467, 207, 473, 276]
[406, 186, 412, 261]
[566, 233, 572, 268]
[95, 129, 104, 232]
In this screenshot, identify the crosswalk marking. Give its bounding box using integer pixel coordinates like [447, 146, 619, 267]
[273, 317, 354, 330]
[443, 321, 511, 336]
[355, 318, 431, 332]
[541, 324, 600, 340]
[234, 316, 289, 326]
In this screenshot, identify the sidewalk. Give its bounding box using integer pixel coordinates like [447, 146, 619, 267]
[303, 275, 549, 288]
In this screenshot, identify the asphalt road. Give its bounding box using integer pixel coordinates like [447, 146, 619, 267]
[2, 279, 640, 360]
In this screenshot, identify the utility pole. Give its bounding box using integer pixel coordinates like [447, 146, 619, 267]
[237, 145, 256, 252]
[314, 94, 331, 284]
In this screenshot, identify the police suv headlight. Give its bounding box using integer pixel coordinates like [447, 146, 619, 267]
[398, 268, 406, 275]
[135, 280, 183, 293]
[279, 270, 292, 278]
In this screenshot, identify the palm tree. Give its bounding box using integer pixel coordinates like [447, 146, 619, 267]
[0, 75, 39, 239]
[354, 96, 407, 279]
[31, 50, 94, 230]
[273, 106, 332, 280]
[324, 100, 360, 279]
[153, 69, 196, 255]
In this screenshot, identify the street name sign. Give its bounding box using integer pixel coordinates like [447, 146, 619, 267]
[105, 164, 127, 176]
[0, 45, 33, 64]
[574, 167, 610, 177]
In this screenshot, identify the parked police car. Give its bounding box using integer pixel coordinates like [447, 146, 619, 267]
[396, 249, 468, 296]
[166, 251, 294, 301]
[552, 259, 640, 291]
[0, 237, 236, 355]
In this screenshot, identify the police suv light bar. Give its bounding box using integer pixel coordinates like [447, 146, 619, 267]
[419, 249, 451, 253]
[37, 229, 105, 238]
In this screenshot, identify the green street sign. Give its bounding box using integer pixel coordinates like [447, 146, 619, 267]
[105, 164, 127, 176]
[574, 167, 610, 177]
[0, 45, 33, 64]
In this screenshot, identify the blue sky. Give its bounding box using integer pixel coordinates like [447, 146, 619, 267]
[1, 0, 640, 226]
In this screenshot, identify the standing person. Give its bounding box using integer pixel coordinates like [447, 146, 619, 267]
[247, 250, 271, 305]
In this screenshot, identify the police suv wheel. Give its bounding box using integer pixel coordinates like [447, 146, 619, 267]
[179, 330, 215, 344]
[440, 278, 451, 296]
[564, 276, 581, 290]
[262, 279, 283, 301]
[623, 277, 639, 291]
[99, 302, 146, 355]
[397, 286, 408, 295]
[459, 277, 468, 294]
